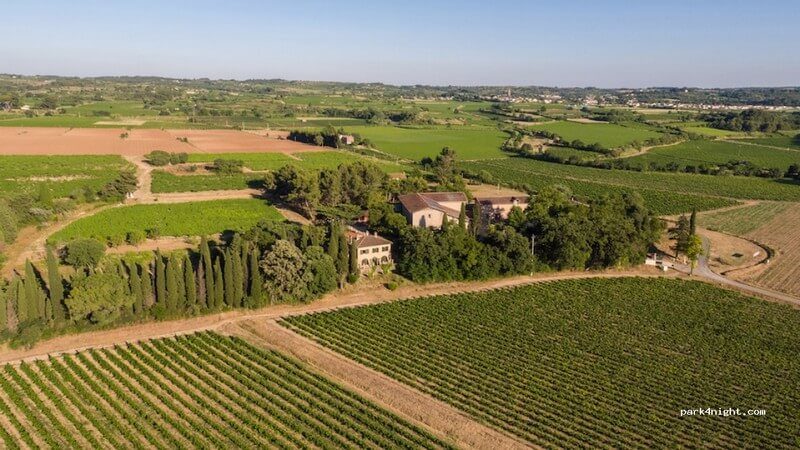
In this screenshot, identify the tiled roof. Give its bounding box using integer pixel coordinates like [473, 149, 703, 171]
[356, 234, 392, 248]
[398, 192, 467, 217]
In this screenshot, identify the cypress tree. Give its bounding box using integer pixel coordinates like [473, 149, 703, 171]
[15, 275, 28, 324]
[249, 248, 263, 306]
[470, 201, 483, 236]
[141, 261, 154, 310]
[689, 209, 697, 236]
[232, 248, 244, 307]
[327, 222, 339, 261]
[196, 255, 207, 310]
[337, 234, 349, 284]
[6, 277, 20, 333]
[458, 203, 467, 230]
[128, 262, 143, 315]
[349, 239, 359, 279]
[183, 254, 196, 310]
[0, 285, 7, 333]
[223, 251, 235, 307]
[155, 251, 167, 306]
[240, 241, 250, 298]
[166, 256, 180, 313]
[24, 260, 46, 321]
[213, 259, 224, 309]
[46, 246, 65, 324]
[200, 238, 214, 308]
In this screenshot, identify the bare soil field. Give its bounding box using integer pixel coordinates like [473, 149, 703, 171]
[467, 183, 528, 198]
[0, 127, 318, 156]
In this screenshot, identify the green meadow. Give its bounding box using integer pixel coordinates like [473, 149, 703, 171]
[527, 120, 663, 148]
[345, 125, 509, 160]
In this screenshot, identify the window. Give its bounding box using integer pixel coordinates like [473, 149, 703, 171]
[372, 248, 379, 253]
[381, 246, 389, 251]
[360, 249, 368, 255]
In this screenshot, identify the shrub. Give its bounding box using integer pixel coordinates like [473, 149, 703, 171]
[146, 227, 161, 239]
[126, 230, 146, 245]
[347, 273, 359, 284]
[64, 238, 106, 269]
[106, 234, 126, 247]
[146, 150, 172, 166]
[385, 281, 399, 291]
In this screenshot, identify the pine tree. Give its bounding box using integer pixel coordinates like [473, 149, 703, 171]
[166, 256, 180, 313]
[213, 259, 224, 309]
[223, 250, 235, 307]
[46, 246, 65, 324]
[155, 252, 167, 306]
[183, 254, 196, 310]
[458, 203, 467, 229]
[249, 248, 263, 306]
[200, 238, 214, 309]
[128, 262, 143, 315]
[141, 262, 154, 309]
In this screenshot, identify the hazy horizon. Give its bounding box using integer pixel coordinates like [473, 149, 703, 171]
[2, 0, 798, 88]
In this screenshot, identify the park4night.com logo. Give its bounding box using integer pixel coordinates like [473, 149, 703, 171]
[681, 408, 766, 417]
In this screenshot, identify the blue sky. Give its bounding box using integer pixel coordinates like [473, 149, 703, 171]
[1, 0, 798, 87]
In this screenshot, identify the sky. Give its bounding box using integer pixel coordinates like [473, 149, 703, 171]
[1, 0, 798, 88]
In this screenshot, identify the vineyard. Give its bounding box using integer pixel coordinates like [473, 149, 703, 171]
[0, 155, 131, 198]
[151, 171, 259, 193]
[526, 120, 663, 148]
[50, 199, 283, 244]
[745, 205, 800, 297]
[0, 332, 453, 449]
[284, 277, 800, 449]
[699, 201, 791, 235]
[463, 160, 737, 215]
[624, 139, 800, 169]
[465, 156, 800, 201]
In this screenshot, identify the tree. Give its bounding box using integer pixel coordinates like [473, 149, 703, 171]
[183, 254, 197, 310]
[689, 209, 697, 236]
[65, 273, 135, 325]
[670, 215, 691, 257]
[260, 240, 311, 302]
[0, 285, 7, 333]
[165, 256, 181, 313]
[348, 239, 359, 279]
[24, 260, 46, 322]
[231, 247, 244, 307]
[223, 251, 235, 307]
[458, 203, 467, 230]
[248, 248, 263, 306]
[470, 201, 483, 236]
[337, 233, 350, 286]
[199, 237, 213, 309]
[46, 246, 65, 324]
[304, 246, 337, 297]
[213, 259, 224, 309]
[685, 234, 704, 275]
[141, 262, 154, 309]
[155, 252, 167, 306]
[64, 239, 105, 271]
[507, 205, 525, 230]
[128, 262, 143, 315]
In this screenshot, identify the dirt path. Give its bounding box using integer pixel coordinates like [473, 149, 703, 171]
[0, 268, 666, 364]
[227, 319, 533, 450]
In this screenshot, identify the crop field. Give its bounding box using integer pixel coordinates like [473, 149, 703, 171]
[150, 172, 261, 193]
[0, 154, 130, 198]
[624, 140, 800, 169]
[344, 125, 509, 160]
[187, 150, 407, 172]
[526, 120, 663, 148]
[284, 277, 800, 448]
[744, 205, 800, 297]
[0, 332, 452, 449]
[733, 135, 800, 150]
[466, 157, 800, 202]
[699, 202, 791, 235]
[463, 160, 738, 214]
[676, 123, 747, 137]
[50, 199, 282, 243]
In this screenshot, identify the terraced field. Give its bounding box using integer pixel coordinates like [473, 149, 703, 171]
[0, 332, 452, 449]
[526, 121, 663, 148]
[463, 159, 738, 215]
[0, 155, 131, 198]
[624, 140, 800, 169]
[284, 277, 800, 449]
[50, 199, 282, 243]
[466, 157, 800, 202]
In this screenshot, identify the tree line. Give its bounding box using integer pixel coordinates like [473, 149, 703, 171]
[0, 219, 361, 348]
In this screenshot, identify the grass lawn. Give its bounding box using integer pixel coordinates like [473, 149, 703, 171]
[624, 139, 800, 169]
[345, 125, 509, 160]
[284, 277, 800, 448]
[526, 120, 663, 148]
[50, 198, 282, 243]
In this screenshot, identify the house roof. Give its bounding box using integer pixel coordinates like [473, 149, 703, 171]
[398, 192, 467, 218]
[355, 234, 392, 248]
